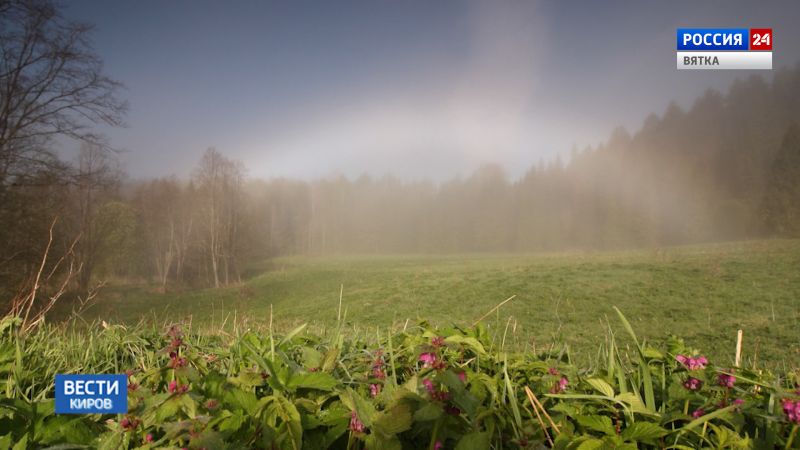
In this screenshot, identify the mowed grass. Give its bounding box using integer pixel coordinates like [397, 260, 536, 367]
[71, 239, 800, 368]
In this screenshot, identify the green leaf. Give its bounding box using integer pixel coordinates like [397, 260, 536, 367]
[258, 394, 303, 450]
[444, 335, 486, 355]
[155, 396, 182, 422]
[677, 405, 735, 434]
[413, 402, 443, 421]
[179, 393, 198, 418]
[300, 347, 322, 368]
[342, 388, 377, 427]
[586, 378, 615, 397]
[189, 430, 226, 450]
[372, 401, 413, 437]
[455, 431, 490, 450]
[575, 437, 605, 450]
[613, 307, 656, 413]
[365, 434, 402, 450]
[621, 422, 668, 444]
[11, 435, 27, 450]
[614, 392, 657, 417]
[241, 340, 285, 391]
[278, 324, 307, 348]
[321, 347, 340, 373]
[286, 371, 338, 392]
[576, 415, 615, 436]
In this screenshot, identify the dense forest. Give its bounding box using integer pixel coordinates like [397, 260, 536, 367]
[2, 0, 800, 300]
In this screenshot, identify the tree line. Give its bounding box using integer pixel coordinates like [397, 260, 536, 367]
[2, 0, 800, 304]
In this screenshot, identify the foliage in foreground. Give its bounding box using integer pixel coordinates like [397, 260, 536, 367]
[0, 310, 799, 449]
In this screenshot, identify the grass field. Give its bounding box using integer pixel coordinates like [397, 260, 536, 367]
[70, 239, 800, 368]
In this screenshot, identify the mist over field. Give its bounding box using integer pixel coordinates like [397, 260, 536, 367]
[1, 0, 800, 295]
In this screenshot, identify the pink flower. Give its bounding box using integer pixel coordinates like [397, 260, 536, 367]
[145, 434, 154, 443]
[169, 337, 183, 350]
[550, 376, 568, 393]
[349, 411, 365, 432]
[166, 325, 182, 338]
[419, 352, 437, 368]
[548, 367, 559, 376]
[120, 417, 140, 431]
[422, 378, 435, 394]
[683, 377, 703, 391]
[457, 371, 467, 383]
[168, 356, 188, 369]
[168, 380, 188, 394]
[717, 373, 735, 388]
[676, 354, 708, 371]
[783, 399, 800, 424]
[370, 383, 381, 398]
[434, 441, 443, 450]
[372, 352, 385, 379]
[691, 408, 705, 418]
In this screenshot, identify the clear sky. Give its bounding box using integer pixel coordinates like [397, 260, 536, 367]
[63, 1, 800, 181]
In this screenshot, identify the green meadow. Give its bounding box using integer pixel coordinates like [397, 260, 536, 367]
[70, 239, 800, 369]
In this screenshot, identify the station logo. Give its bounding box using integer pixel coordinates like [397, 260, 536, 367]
[677, 28, 772, 70]
[55, 374, 128, 414]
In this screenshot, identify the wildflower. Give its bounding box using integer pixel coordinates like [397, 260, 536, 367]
[434, 441, 443, 450]
[422, 378, 450, 401]
[370, 383, 381, 398]
[431, 336, 445, 348]
[733, 398, 744, 406]
[349, 411, 365, 433]
[550, 376, 568, 394]
[120, 417, 140, 431]
[433, 390, 451, 402]
[683, 377, 703, 391]
[718, 373, 735, 388]
[692, 408, 705, 418]
[783, 399, 800, 424]
[372, 352, 386, 379]
[167, 325, 182, 339]
[432, 359, 448, 371]
[457, 371, 467, 383]
[548, 367, 559, 376]
[168, 380, 189, 394]
[145, 434, 154, 443]
[169, 337, 183, 350]
[168, 356, 188, 369]
[675, 354, 708, 371]
[419, 352, 437, 368]
[445, 405, 461, 416]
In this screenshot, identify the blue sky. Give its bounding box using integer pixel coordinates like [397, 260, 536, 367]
[63, 1, 800, 181]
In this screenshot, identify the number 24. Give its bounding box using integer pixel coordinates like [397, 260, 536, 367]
[753, 33, 771, 46]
